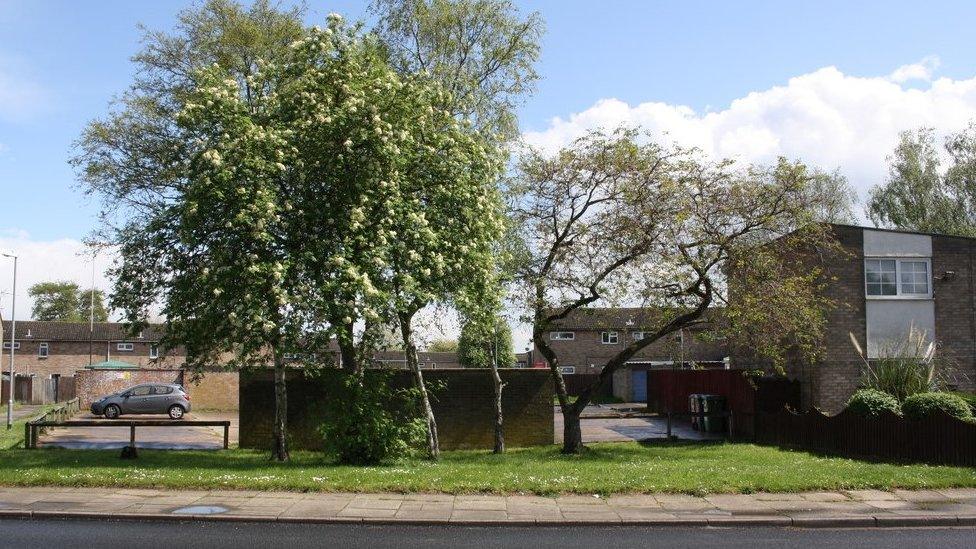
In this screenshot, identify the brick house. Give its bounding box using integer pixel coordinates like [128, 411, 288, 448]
[741, 224, 976, 413]
[532, 308, 729, 401]
[0, 320, 185, 379]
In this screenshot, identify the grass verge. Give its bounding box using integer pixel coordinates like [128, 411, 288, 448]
[1, 441, 974, 495]
[0, 404, 59, 450]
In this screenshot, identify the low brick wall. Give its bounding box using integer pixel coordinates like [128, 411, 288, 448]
[239, 368, 554, 451]
[185, 371, 239, 411]
[74, 369, 184, 407]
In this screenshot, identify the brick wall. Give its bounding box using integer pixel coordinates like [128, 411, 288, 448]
[74, 369, 184, 407]
[932, 236, 976, 392]
[239, 368, 554, 451]
[185, 372, 239, 410]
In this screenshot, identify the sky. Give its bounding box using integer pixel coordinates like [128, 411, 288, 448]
[2, 0, 976, 340]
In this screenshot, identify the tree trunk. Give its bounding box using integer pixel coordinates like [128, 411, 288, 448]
[271, 350, 289, 462]
[561, 407, 584, 454]
[399, 311, 439, 460]
[489, 342, 505, 454]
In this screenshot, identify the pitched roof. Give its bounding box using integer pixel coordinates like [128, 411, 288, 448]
[0, 321, 166, 342]
[544, 307, 724, 331]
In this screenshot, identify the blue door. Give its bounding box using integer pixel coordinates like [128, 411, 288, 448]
[631, 370, 647, 402]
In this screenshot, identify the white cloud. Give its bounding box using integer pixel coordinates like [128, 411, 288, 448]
[888, 55, 941, 83]
[0, 230, 115, 321]
[522, 59, 976, 199]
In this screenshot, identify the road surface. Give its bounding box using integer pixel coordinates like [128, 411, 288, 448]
[0, 519, 973, 549]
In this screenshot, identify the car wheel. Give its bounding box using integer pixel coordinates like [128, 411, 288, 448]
[104, 404, 121, 419]
[168, 405, 185, 420]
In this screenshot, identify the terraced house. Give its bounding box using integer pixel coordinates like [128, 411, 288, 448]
[0, 320, 184, 379]
[533, 308, 729, 401]
[762, 224, 976, 413]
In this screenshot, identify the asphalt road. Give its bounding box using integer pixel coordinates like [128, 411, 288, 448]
[1, 519, 974, 549]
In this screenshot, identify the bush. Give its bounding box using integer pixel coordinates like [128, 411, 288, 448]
[845, 389, 901, 417]
[850, 328, 956, 401]
[901, 392, 974, 422]
[949, 392, 976, 416]
[319, 370, 428, 465]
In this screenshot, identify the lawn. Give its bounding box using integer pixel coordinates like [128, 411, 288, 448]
[1, 442, 974, 495]
[0, 404, 58, 450]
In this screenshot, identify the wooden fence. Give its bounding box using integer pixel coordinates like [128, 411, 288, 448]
[1, 375, 76, 404]
[645, 369, 800, 437]
[754, 408, 976, 466]
[23, 397, 80, 449]
[562, 373, 613, 399]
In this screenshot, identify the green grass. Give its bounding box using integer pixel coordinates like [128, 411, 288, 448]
[0, 404, 58, 450]
[0, 442, 974, 495]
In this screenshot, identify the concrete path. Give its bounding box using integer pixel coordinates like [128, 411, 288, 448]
[3, 404, 48, 422]
[37, 411, 239, 450]
[1, 486, 975, 527]
[556, 409, 722, 443]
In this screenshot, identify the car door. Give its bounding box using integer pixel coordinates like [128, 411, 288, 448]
[150, 385, 175, 414]
[124, 385, 153, 413]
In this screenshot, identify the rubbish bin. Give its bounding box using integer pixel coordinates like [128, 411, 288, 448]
[688, 393, 703, 431]
[701, 394, 727, 433]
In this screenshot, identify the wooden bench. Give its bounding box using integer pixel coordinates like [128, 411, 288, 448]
[26, 419, 231, 450]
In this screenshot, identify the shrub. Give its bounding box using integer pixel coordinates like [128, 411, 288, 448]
[849, 328, 956, 401]
[901, 392, 974, 422]
[319, 370, 428, 465]
[845, 389, 901, 417]
[949, 392, 976, 416]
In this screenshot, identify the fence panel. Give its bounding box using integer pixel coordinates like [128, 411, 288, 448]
[755, 408, 976, 466]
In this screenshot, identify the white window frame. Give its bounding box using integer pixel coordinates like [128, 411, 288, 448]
[864, 258, 932, 299]
[149, 344, 159, 359]
[632, 331, 649, 341]
[549, 331, 575, 341]
[558, 365, 575, 374]
[2, 342, 20, 350]
[38, 342, 49, 358]
[117, 342, 134, 352]
[601, 331, 619, 344]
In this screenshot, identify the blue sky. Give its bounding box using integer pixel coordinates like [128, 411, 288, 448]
[2, 0, 976, 322]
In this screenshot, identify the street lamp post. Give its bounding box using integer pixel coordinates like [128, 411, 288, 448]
[2, 252, 17, 430]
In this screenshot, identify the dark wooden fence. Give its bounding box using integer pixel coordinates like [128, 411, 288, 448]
[561, 373, 613, 398]
[645, 369, 800, 437]
[755, 408, 976, 466]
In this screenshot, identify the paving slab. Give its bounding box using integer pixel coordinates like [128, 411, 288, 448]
[0, 486, 975, 527]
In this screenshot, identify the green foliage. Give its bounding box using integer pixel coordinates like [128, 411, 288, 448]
[948, 392, 976, 416]
[458, 316, 516, 368]
[845, 389, 901, 417]
[28, 281, 109, 322]
[901, 392, 974, 422]
[867, 126, 976, 237]
[371, 0, 544, 142]
[427, 339, 458, 352]
[319, 371, 428, 464]
[850, 328, 953, 401]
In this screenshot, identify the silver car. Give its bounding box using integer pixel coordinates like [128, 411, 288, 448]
[90, 383, 191, 419]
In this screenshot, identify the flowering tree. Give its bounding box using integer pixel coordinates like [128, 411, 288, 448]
[510, 129, 836, 454]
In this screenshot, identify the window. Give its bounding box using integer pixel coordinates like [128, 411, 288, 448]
[632, 331, 648, 341]
[865, 258, 930, 297]
[38, 343, 49, 359]
[558, 365, 575, 374]
[149, 344, 159, 359]
[129, 386, 151, 396]
[117, 342, 134, 352]
[2, 342, 20, 350]
[151, 385, 173, 395]
[601, 331, 619, 344]
[550, 331, 575, 341]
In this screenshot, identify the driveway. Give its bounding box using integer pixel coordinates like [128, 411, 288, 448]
[37, 411, 239, 450]
[555, 405, 724, 444]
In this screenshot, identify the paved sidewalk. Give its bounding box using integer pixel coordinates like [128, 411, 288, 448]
[1, 486, 975, 527]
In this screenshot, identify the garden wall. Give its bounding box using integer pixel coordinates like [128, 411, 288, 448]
[239, 368, 554, 451]
[74, 369, 183, 406]
[184, 371, 239, 410]
[754, 408, 976, 466]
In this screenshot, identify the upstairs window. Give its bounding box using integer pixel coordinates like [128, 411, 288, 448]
[601, 331, 619, 344]
[632, 331, 649, 341]
[865, 258, 930, 298]
[117, 342, 134, 352]
[550, 331, 575, 341]
[2, 342, 20, 350]
[38, 342, 49, 358]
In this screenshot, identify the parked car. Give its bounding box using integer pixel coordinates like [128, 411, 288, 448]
[90, 383, 191, 419]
